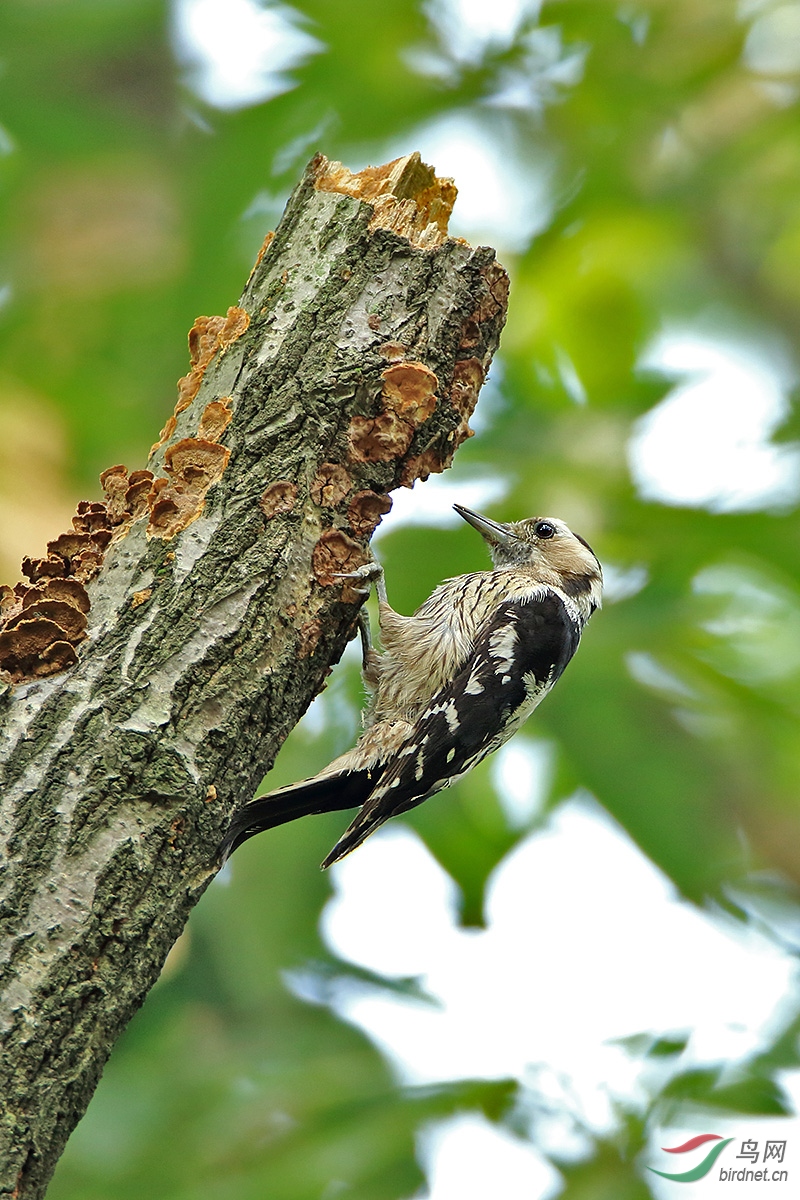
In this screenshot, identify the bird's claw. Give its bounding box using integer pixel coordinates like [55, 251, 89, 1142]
[333, 560, 384, 597]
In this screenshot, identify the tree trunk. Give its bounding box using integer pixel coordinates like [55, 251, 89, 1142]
[0, 152, 508, 1197]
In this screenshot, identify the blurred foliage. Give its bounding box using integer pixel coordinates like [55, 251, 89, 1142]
[1, 0, 799, 1196]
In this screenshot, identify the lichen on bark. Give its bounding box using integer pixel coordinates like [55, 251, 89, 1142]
[0, 151, 508, 1198]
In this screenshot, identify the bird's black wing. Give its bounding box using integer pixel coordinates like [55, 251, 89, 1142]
[321, 589, 581, 867]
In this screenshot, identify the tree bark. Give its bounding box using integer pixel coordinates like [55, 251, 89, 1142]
[0, 152, 508, 1197]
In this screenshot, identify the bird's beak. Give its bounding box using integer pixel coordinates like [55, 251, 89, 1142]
[453, 504, 516, 547]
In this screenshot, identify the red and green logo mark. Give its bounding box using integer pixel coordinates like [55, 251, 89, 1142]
[648, 1134, 733, 1182]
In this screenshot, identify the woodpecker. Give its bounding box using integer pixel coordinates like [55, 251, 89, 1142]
[221, 505, 602, 868]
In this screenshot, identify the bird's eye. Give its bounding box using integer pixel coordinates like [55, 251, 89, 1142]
[534, 520, 555, 539]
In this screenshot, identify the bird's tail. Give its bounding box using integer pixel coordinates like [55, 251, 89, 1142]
[220, 769, 374, 861]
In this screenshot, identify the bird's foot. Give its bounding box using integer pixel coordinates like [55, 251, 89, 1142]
[334, 559, 386, 601]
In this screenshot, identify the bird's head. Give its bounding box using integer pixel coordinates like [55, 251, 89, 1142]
[453, 504, 603, 611]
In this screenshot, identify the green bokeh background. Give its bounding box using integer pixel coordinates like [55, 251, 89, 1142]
[1, 2, 799, 1196]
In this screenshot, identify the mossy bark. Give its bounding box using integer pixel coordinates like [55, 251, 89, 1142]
[0, 153, 507, 1198]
